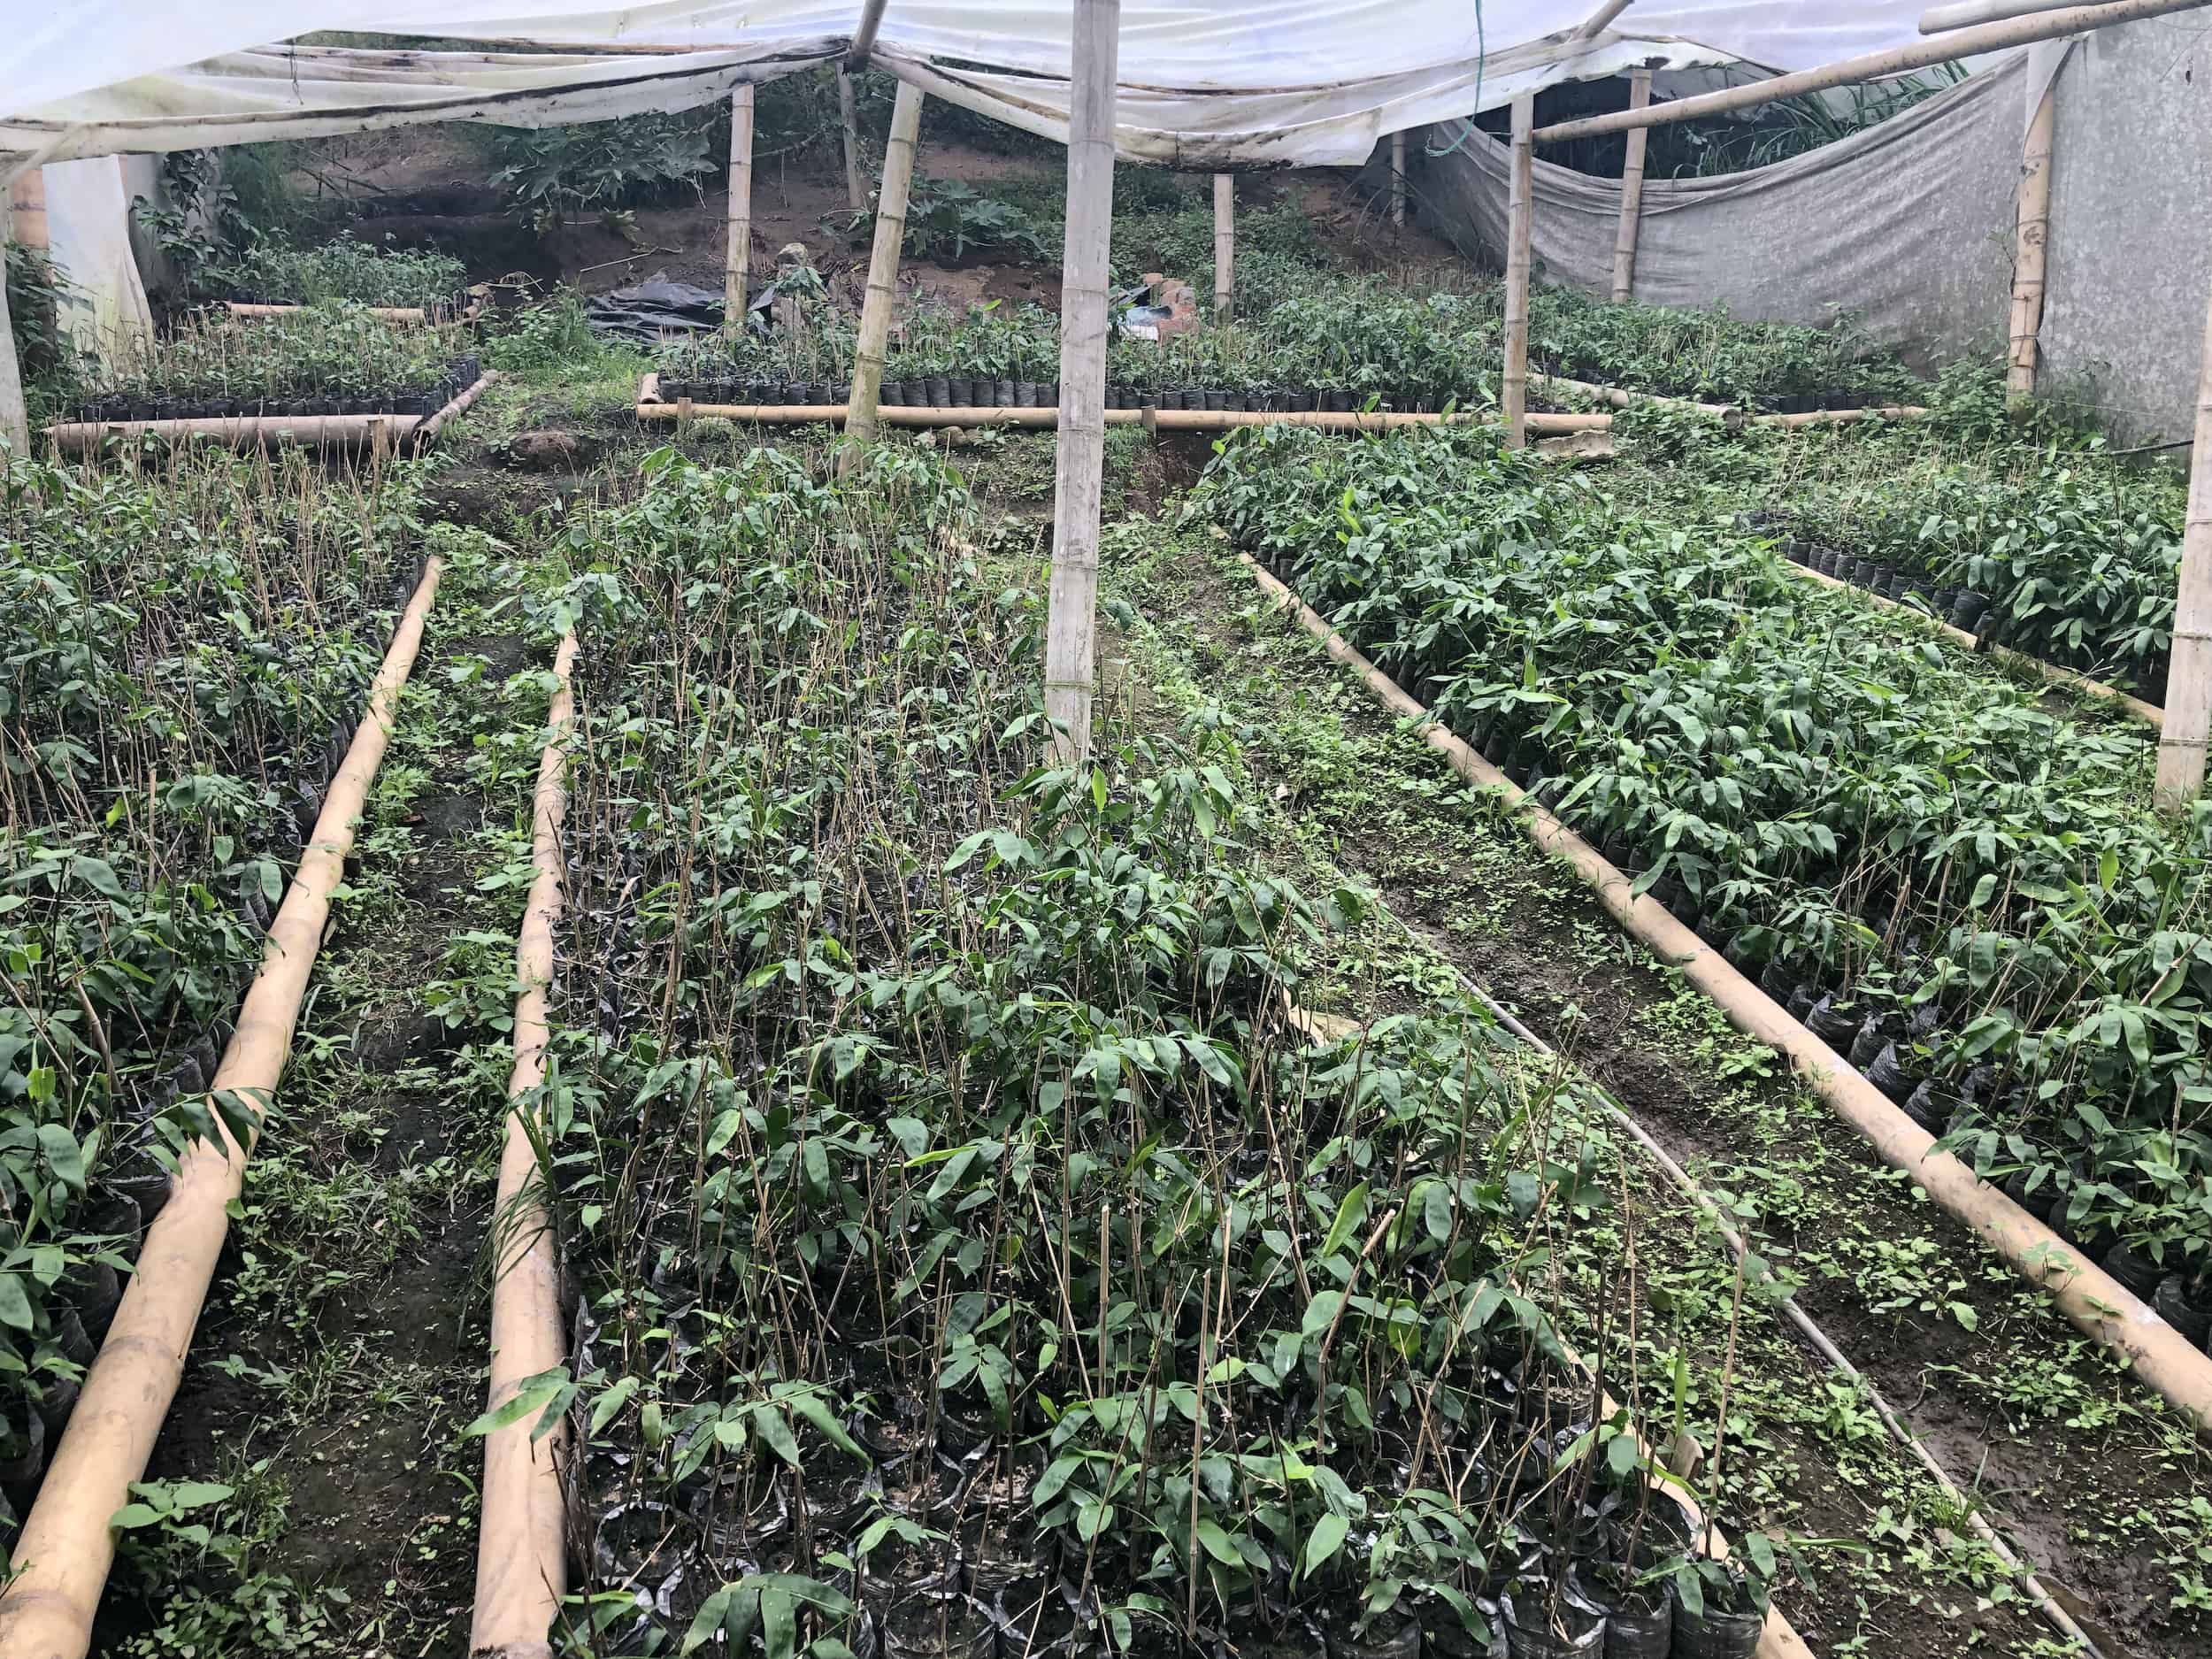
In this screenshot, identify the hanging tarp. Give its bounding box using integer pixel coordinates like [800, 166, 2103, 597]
[1420, 51, 2022, 360]
[0, 2, 1937, 170]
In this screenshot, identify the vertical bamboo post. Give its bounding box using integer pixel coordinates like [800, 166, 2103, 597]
[1213, 173, 1233, 322]
[8, 166, 47, 253]
[0, 191, 25, 452]
[1502, 93, 1535, 449]
[2007, 71, 2057, 400]
[842, 80, 925, 462]
[1610, 68, 1652, 301]
[2154, 280, 2212, 813]
[1390, 131, 1407, 226]
[725, 84, 756, 326]
[838, 69, 867, 212]
[1042, 0, 1121, 763]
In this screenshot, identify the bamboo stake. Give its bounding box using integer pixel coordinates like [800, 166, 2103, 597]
[2154, 277, 2212, 812]
[471, 629, 580, 1655]
[1212, 173, 1233, 321]
[1389, 133, 1406, 227]
[726, 84, 756, 324]
[838, 69, 866, 213]
[842, 80, 924, 463]
[1502, 93, 1535, 450]
[1537, 0, 2212, 143]
[0, 194, 23, 453]
[1610, 69, 1652, 302]
[2006, 67, 2056, 400]
[1042, 0, 1121, 764]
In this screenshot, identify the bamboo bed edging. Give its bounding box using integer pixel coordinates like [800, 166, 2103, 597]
[0, 557, 446, 1659]
[472, 630, 580, 1659]
[633, 400, 1612, 435]
[224, 296, 488, 327]
[1787, 558, 2163, 726]
[1233, 549, 2212, 1439]
[44, 371, 498, 457]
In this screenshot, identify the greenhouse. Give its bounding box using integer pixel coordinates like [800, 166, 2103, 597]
[0, 3, 2209, 1657]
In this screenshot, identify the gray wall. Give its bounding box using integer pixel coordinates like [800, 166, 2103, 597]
[1416, 18, 2212, 443]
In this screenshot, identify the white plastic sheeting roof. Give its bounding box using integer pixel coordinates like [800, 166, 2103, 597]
[0, 2, 1936, 169]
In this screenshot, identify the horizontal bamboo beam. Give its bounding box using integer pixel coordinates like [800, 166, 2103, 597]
[46, 373, 495, 456]
[1922, 0, 2110, 29]
[1534, 0, 2212, 143]
[634, 400, 1613, 435]
[223, 298, 486, 327]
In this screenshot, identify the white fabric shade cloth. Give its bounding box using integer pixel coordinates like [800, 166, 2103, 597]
[0, 2, 1938, 169]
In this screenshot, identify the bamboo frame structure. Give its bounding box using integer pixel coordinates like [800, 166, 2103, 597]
[726, 84, 755, 321]
[2154, 280, 2212, 810]
[842, 80, 924, 457]
[1212, 173, 1233, 320]
[1572, 0, 1639, 36]
[1609, 68, 1652, 301]
[1501, 94, 1535, 449]
[1389, 132, 1406, 227]
[1042, 0, 1121, 764]
[1238, 551, 2212, 1438]
[2006, 65, 2056, 399]
[0, 559, 446, 1659]
[837, 69, 865, 212]
[1536, 0, 2211, 143]
[471, 630, 580, 1659]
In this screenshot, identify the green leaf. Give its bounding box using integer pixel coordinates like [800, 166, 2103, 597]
[1194, 1517, 1241, 1565]
[462, 1368, 569, 1438]
[1301, 1289, 1343, 1338]
[761, 1586, 797, 1659]
[0, 1274, 32, 1333]
[681, 1586, 741, 1655]
[753, 1405, 803, 1467]
[35, 1125, 83, 1194]
[109, 1503, 165, 1530]
[73, 856, 124, 899]
[1303, 1512, 1349, 1575]
[1318, 1181, 1370, 1262]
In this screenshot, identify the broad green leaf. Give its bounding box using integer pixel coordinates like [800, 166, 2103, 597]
[1303, 1512, 1349, 1575]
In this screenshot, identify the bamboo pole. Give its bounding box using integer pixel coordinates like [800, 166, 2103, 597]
[0, 558, 445, 1659]
[2154, 279, 2212, 811]
[471, 630, 580, 1658]
[1536, 0, 2212, 143]
[1042, 0, 1121, 764]
[1610, 68, 1653, 302]
[1501, 93, 1535, 450]
[1923, 0, 2103, 28]
[7, 166, 47, 253]
[847, 0, 891, 69]
[2007, 67, 2056, 400]
[0, 194, 26, 453]
[1573, 0, 1639, 37]
[726, 83, 756, 323]
[1389, 133, 1406, 227]
[636, 401, 1610, 432]
[45, 370, 495, 456]
[838, 70, 866, 213]
[1212, 173, 1233, 321]
[842, 80, 924, 462]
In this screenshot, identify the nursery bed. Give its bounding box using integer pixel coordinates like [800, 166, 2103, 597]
[46, 369, 497, 455]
